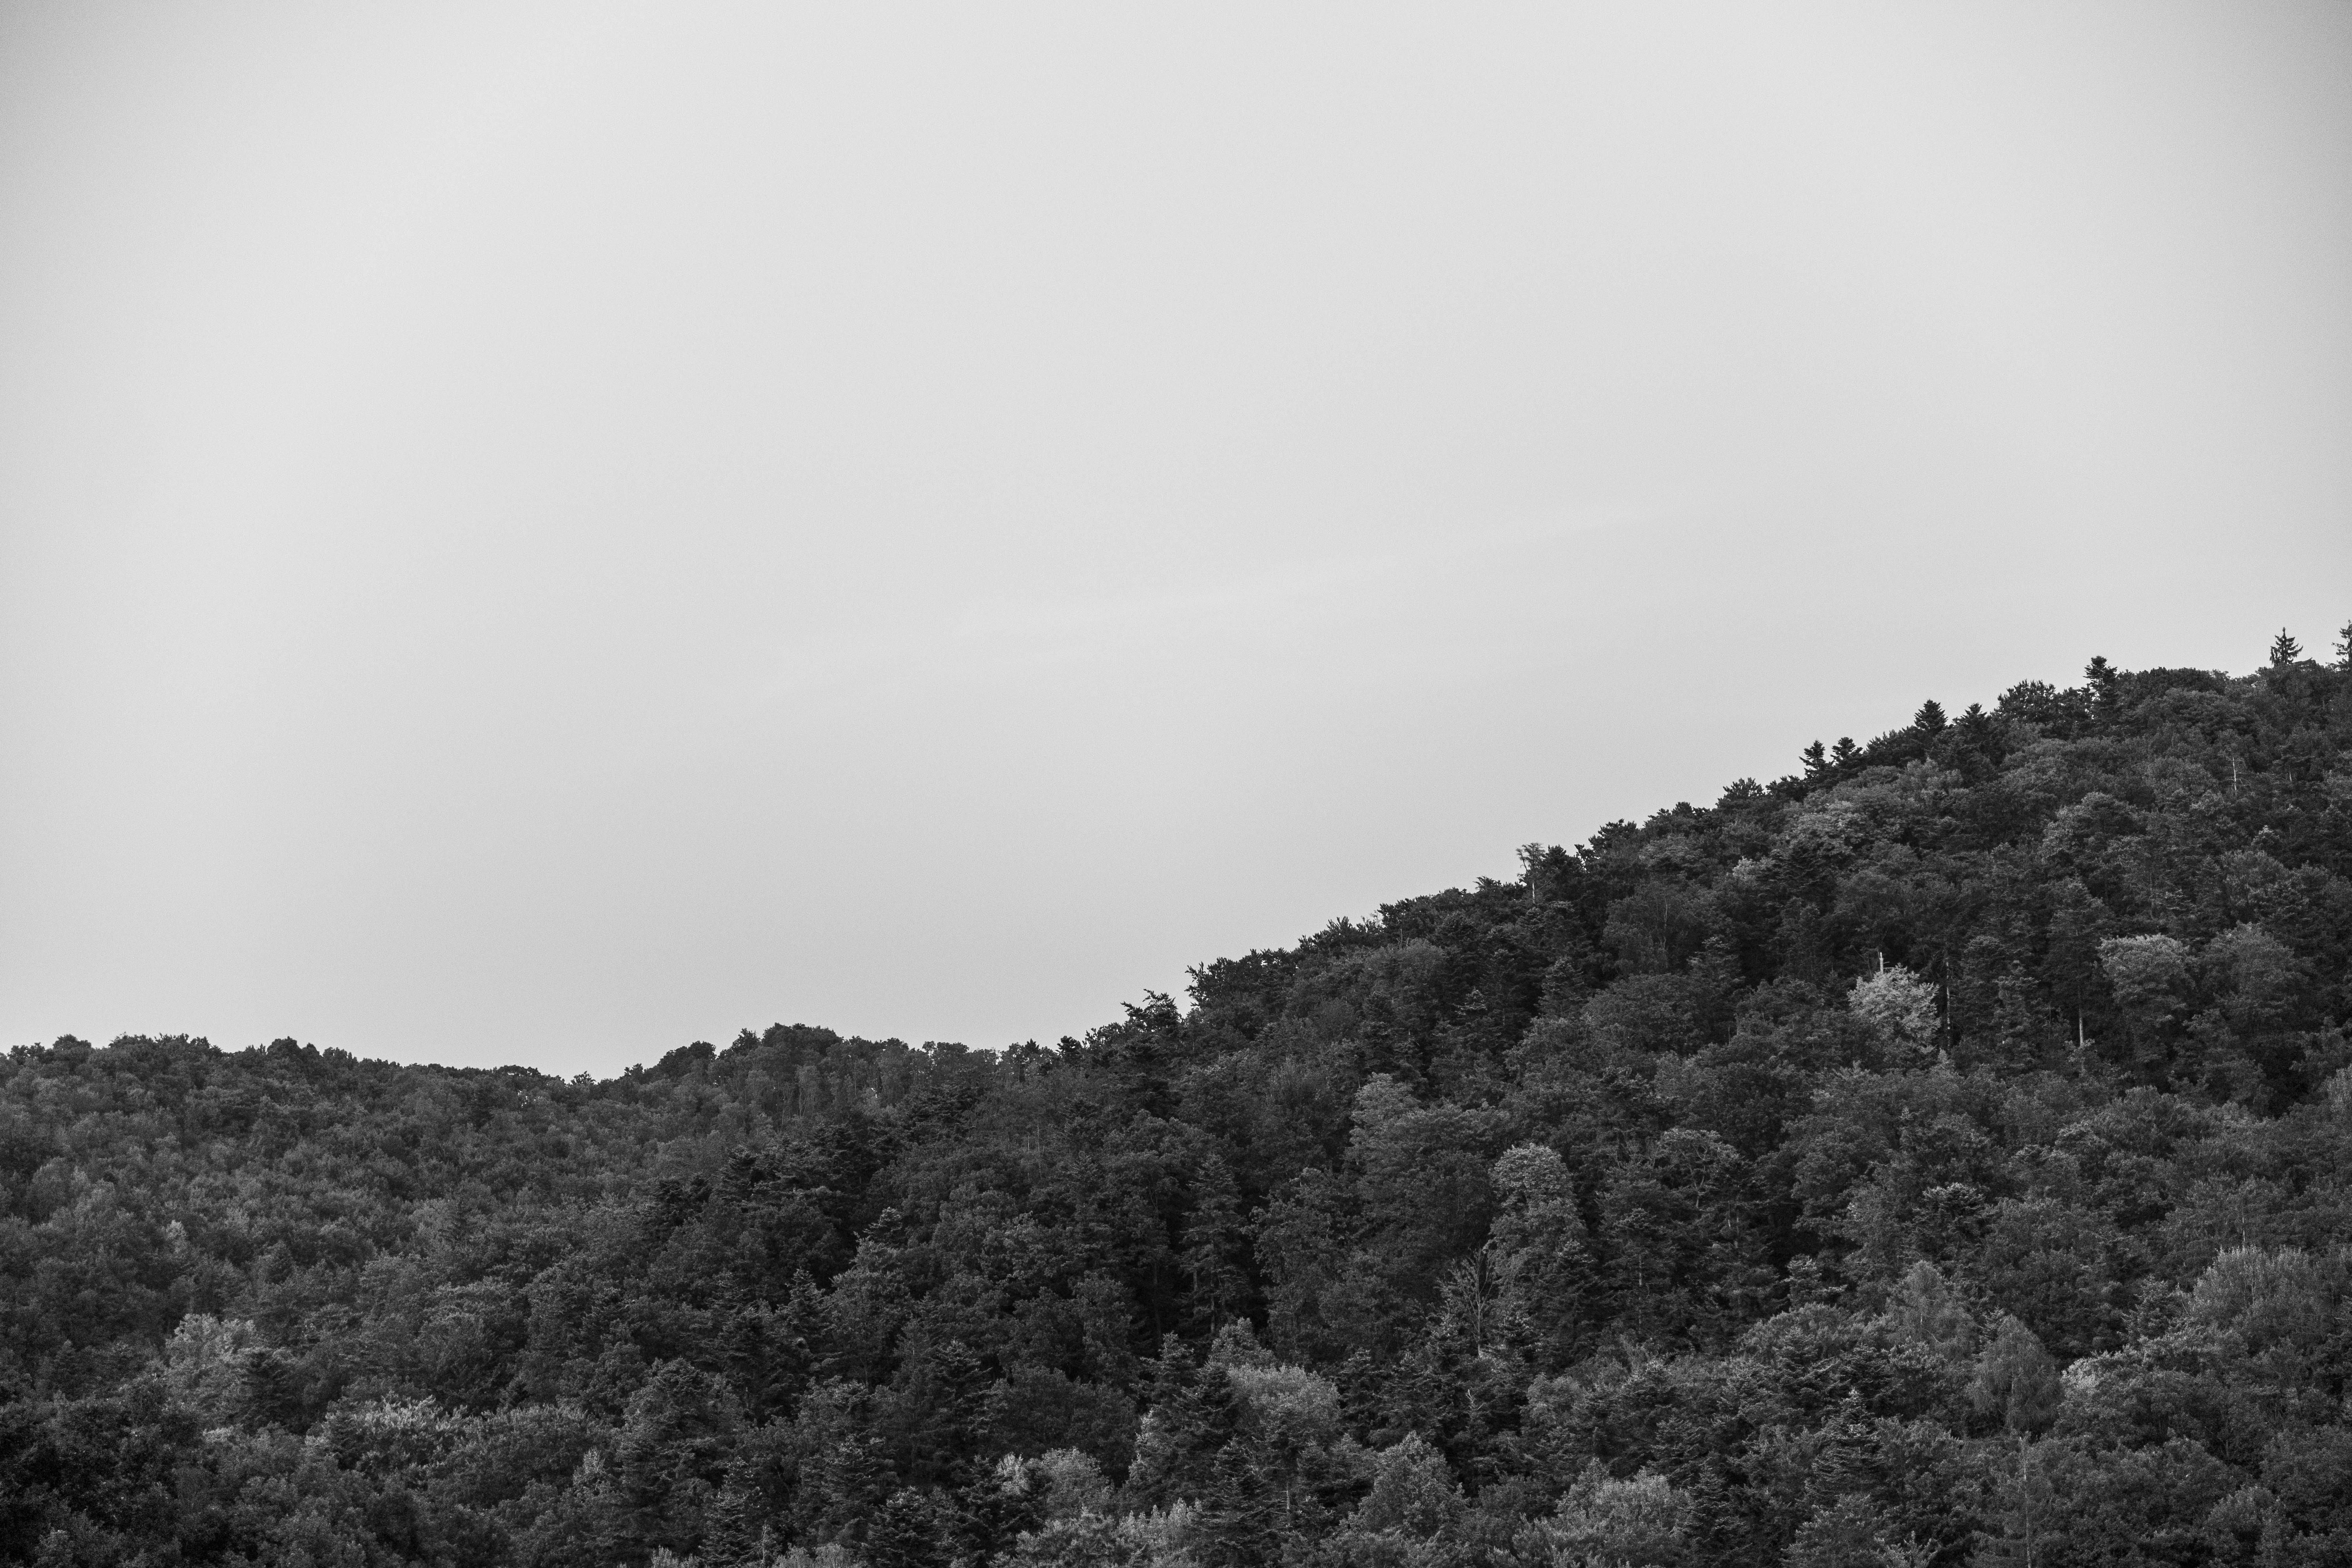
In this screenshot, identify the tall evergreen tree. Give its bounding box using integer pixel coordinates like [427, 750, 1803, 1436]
[1180, 1154, 1250, 1332]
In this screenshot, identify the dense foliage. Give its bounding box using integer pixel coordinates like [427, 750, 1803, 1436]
[9, 627, 2352, 1568]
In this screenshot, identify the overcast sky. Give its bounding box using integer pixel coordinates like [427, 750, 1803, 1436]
[2, 2, 2347, 1075]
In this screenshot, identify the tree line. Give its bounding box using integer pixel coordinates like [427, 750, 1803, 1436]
[5, 624, 2352, 1566]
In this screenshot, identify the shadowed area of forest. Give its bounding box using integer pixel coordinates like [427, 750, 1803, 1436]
[7, 628, 2352, 1567]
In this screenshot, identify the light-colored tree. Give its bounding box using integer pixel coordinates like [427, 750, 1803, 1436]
[1848, 963, 1940, 1056]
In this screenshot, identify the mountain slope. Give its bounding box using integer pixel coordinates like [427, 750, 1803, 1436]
[5, 630, 2352, 1567]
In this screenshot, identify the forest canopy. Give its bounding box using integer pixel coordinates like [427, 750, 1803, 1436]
[8, 625, 2352, 1567]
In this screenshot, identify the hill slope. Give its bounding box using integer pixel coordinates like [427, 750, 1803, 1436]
[7, 630, 2352, 1567]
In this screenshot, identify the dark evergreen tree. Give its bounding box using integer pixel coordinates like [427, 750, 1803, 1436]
[1179, 1154, 1249, 1332]
[2085, 654, 2120, 711]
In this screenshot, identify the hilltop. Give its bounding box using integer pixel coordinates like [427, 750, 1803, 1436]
[6, 626, 2352, 1567]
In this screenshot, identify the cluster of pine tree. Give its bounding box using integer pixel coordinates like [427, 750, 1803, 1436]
[6, 627, 2352, 1567]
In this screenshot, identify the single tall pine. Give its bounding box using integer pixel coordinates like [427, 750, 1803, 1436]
[1180, 1153, 1249, 1331]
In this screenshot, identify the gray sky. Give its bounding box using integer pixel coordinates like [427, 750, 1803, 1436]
[2, 2, 2347, 1076]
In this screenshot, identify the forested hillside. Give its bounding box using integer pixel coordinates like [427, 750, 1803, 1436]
[8, 628, 2352, 1568]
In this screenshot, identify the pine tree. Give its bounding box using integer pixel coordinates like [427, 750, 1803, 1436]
[1801, 740, 1829, 777]
[1123, 1335, 1233, 1510]
[1490, 1143, 1587, 1367]
[864, 1488, 946, 1568]
[2335, 619, 2352, 669]
[1197, 1440, 1282, 1568]
[1952, 701, 2001, 778]
[1915, 699, 1947, 734]
[1179, 1154, 1249, 1331]
[803, 1434, 895, 1547]
[947, 1459, 1044, 1563]
[769, 1269, 828, 1409]
[2272, 628, 2303, 666]
[698, 1482, 762, 1568]
[2085, 655, 2120, 711]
